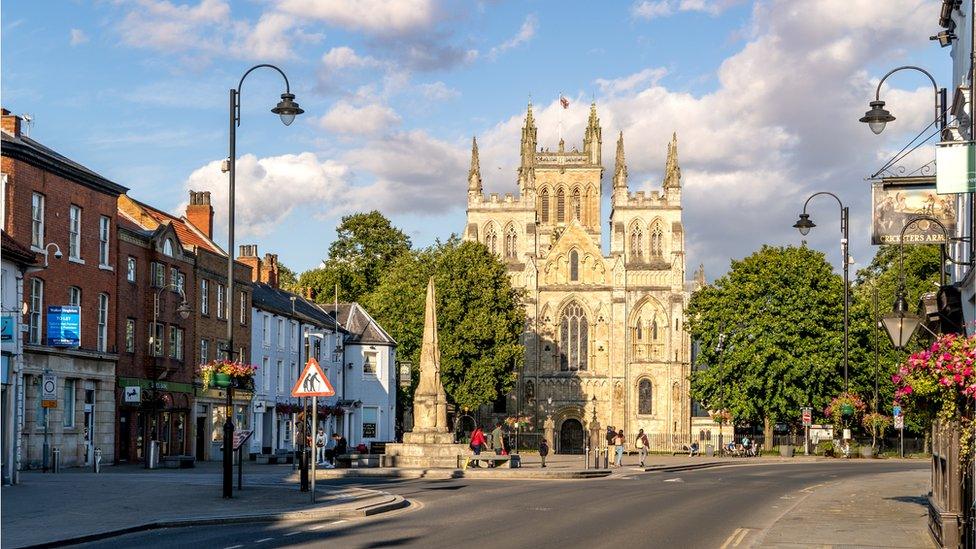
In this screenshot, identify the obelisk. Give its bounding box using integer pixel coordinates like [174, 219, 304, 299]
[403, 277, 452, 444]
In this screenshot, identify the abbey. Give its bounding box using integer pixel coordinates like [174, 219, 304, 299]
[464, 103, 693, 453]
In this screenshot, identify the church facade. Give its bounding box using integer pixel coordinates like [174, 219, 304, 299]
[464, 103, 694, 453]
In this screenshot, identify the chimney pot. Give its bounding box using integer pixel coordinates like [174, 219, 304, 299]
[185, 190, 214, 238]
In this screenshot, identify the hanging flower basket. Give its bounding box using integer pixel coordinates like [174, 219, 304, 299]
[824, 392, 866, 427]
[504, 415, 533, 430]
[197, 359, 258, 391]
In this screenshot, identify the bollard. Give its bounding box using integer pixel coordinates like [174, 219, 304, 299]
[52, 448, 61, 473]
[93, 447, 102, 473]
[584, 445, 590, 470]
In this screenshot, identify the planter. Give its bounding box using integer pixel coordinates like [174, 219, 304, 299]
[779, 445, 794, 458]
[214, 372, 231, 388]
[705, 444, 714, 457]
[859, 445, 875, 459]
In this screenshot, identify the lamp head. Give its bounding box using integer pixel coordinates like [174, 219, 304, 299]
[793, 213, 815, 236]
[271, 92, 304, 126]
[859, 100, 895, 135]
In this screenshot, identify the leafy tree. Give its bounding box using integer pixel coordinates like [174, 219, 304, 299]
[687, 245, 845, 443]
[300, 211, 411, 303]
[366, 237, 524, 411]
[278, 263, 299, 292]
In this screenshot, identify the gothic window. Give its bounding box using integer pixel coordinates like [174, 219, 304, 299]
[638, 379, 652, 415]
[635, 317, 643, 340]
[569, 250, 579, 282]
[571, 188, 581, 221]
[505, 225, 518, 259]
[556, 188, 566, 222]
[540, 188, 550, 222]
[485, 225, 498, 255]
[650, 224, 663, 258]
[559, 302, 588, 371]
[630, 225, 643, 260]
[525, 380, 535, 402]
[652, 318, 659, 340]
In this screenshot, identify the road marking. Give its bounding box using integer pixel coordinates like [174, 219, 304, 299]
[284, 532, 301, 537]
[720, 528, 743, 549]
[720, 528, 752, 548]
[334, 520, 347, 524]
[255, 538, 273, 543]
[223, 545, 243, 549]
[308, 524, 326, 531]
[663, 477, 683, 483]
[732, 528, 748, 546]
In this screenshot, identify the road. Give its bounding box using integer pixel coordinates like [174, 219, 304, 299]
[77, 461, 926, 548]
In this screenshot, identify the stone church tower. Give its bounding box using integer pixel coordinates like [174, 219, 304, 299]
[464, 103, 692, 453]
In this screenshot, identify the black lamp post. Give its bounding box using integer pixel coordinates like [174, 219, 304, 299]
[793, 192, 851, 392]
[858, 65, 945, 135]
[223, 64, 304, 499]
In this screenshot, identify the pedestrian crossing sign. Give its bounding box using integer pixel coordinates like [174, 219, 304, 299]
[291, 357, 335, 397]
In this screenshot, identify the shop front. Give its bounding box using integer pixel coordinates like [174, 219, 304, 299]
[194, 387, 252, 461]
[116, 378, 194, 463]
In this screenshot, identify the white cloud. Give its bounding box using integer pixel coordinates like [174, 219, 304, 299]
[632, 1, 673, 19]
[318, 101, 402, 136]
[632, 0, 742, 19]
[418, 81, 460, 101]
[276, 0, 439, 36]
[488, 14, 537, 59]
[595, 67, 668, 95]
[182, 152, 351, 237]
[70, 28, 89, 46]
[321, 46, 382, 71]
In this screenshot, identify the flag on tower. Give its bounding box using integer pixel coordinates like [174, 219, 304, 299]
[560, 94, 570, 109]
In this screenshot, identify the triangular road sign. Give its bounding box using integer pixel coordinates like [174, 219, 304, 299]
[291, 358, 335, 397]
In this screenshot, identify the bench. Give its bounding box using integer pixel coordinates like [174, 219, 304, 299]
[335, 453, 383, 468]
[160, 455, 195, 469]
[457, 454, 521, 469]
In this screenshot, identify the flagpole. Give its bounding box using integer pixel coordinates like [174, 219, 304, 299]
[557, 92, 563, 143]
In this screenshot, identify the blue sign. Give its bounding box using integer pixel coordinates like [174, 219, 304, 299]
[0, 316, 13, 341]
[47, 305, 81, 347]
[892, 405, 902, 417]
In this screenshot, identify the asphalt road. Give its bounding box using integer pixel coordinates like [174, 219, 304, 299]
[76, 461, 926, 549]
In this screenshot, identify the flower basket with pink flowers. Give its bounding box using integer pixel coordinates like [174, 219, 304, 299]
[197, 359, 258, 391]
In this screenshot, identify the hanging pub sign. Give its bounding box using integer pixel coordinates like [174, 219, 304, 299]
[871, 176, 956, 245]
[46, 305, 81, 347]
[935, 141, 976, 194]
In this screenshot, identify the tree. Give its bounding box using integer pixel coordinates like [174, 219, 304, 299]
[687, 245, 845, 444]
[366, 237, 525, 411]
[278, 263, 299, 292]
[300, 211, 411, 303]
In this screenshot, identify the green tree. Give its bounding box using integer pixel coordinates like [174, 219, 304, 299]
[687, 245, 845, 443]
[300, 211, 411, 303]
[278, 263, 299, 292]
[366, 237, 524, 411]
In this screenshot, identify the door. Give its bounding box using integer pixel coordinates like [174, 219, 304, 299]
[83, 384, 95, 465]
[195, 416, 206, 461]
[559, 418, 584, 454]
[119, 411, 131, 462]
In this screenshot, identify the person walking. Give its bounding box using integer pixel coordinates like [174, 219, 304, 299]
[635, 429, 649, 467]
[614, 429, 625, 467]
[315, 428, 326, 464]
[539, 438, 549, 468]
[470, 426, 486, 455]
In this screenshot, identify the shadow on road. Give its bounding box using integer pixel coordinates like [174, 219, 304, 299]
[886, 495, 929, 508]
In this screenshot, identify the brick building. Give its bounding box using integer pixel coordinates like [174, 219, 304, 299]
[118, 192, 253, 461]
[115, 197, 196, 463]
[2, 109, 125, 468]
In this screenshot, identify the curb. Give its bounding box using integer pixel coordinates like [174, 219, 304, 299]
[15, 494, 408, 549]
[643, 461, 743, 473]
[314, 468, 612, 480]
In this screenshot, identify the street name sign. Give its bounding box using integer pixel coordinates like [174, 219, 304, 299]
[290, 358, 335, 397]
[42, 373, 57, 408]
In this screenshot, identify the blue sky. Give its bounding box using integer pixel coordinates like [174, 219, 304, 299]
[1, 0, 951, 279]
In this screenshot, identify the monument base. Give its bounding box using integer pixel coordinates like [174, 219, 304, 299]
[385, 437, 470, 468]
[402, 431, 456, 445]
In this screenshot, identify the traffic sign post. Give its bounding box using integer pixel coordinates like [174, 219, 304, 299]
[894, 414, 905, 457]
[41, 372, 56, 472]
[801, 407, 813, 455]
[291, 358, 335, 503]
[233, 429, 253, 490]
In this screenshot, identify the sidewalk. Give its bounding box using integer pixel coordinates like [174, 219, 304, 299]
[757, 467, 932, 548]
[1, 463, 404, 548]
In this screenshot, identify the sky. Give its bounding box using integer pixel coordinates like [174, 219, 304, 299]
[0, 0, 952, 281]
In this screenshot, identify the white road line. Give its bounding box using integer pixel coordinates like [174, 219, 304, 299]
[334, 520, 347, 524]
[223, 545, 243, 549]
[255, 538, 273, 543]
[720, 528, 743, 549]
[284, 532, 301, 537]
[308, 524, 326, 531]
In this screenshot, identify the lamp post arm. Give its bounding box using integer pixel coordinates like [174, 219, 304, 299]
[234, 64, 293, 127]
[801, 191, 844, 220]
[874, 65, 944, 132]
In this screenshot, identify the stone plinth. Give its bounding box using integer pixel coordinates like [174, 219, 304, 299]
[384, 442, 470, 468]
[403, 431, 456, 445]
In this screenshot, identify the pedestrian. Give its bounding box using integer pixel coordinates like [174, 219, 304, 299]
[539, 438, 549, 468]
[315, 428, 326, 464]
[470, 426, 487, 455]
[635, 429, 649, 467]
[490, 421, 506, 467]
[333, 433, 347, 457]
[614, 429, 625, 467]
[605, 426, 615, 449]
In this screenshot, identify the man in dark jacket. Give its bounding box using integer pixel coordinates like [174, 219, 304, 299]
[539, 438, 549, 468]
[333, 433, 348, 456]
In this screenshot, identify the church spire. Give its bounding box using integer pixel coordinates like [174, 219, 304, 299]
[520, 101, 537, 168]
[468, 136, 482, 195]
[663, 131, 681, 189]
[583, 101, 602, 165]
[613, 131, 627, 190]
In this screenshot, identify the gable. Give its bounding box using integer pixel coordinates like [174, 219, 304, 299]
[542, 220, 608, 285]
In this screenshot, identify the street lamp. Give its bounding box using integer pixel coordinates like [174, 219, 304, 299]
[858, 65, 945, 135]
[793, 192, 850, 392]
[148, 283, 191, 466]
[223, 64, 304, 498]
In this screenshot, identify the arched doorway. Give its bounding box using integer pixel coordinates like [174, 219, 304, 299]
[559, 418, 584, 454]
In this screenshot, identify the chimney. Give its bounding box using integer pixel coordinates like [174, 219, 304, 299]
[1, 108, 21, 137]
[262, 253, 280, 289]
[186, 191, 214, 239]
[237, 244, 261, 283]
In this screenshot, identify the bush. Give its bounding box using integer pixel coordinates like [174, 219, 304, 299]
[815, 440, 834, 457]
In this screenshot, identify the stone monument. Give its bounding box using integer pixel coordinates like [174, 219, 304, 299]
[385, 278, 469, 467]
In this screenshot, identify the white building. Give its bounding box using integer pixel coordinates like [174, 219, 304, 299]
[327, 303, 397, 448]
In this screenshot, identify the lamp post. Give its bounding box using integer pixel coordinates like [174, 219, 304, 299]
[858, 65, 945, 135]
[148, 284, 191, 467]
[223, 64, 304, 498]
[793, 192, 851, 392]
